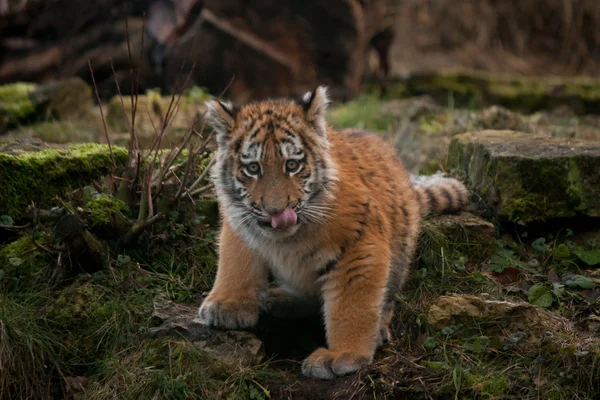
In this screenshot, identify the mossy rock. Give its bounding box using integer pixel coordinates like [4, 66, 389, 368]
[0, 140, 128, 219]
[448, 130, 600, 223]
[374, 70, 600, 114]
[0, 82, 36, 132]
[106, 88, 209, 149]
[0, 78, 94, 133]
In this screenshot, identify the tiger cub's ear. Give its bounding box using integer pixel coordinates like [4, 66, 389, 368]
[205, 99, 238, 147]
[298, 86, 330, 136]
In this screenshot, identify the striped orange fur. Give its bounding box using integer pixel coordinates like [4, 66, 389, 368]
[198, 87, 470, 379]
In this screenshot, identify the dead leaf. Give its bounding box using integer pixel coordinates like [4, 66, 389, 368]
[548, 268, 560, 282]
[493, 266, 524, 285]
[581, 289, 600, 303]
[64, 376, 87, 392]
[587, 269, 600, 278]
[533, 376, 548, 387]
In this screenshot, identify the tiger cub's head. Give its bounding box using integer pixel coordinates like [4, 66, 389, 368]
[204, 86, 338, 239]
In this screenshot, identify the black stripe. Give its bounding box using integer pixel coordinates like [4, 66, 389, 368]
[249, 127, 260, 140]
[400, 205, 408, 219]
[296, 131, 313, 155]
[347, 272, 369, 285]
[425, 187, 439, 211]
[319, 246, 346, 277]
[376, 214, 385, 235]
[440, 187, 455, 211]
[283, 128, 296, 139]
[318, 202, 370, 278]
[246, 118, 257, 133]
[301, 89, 317, 113]
[233, 138, 243, 153]
[218, 100, 237, 117]
[347, 254, 372, 265]
[346, 263, 371, 276]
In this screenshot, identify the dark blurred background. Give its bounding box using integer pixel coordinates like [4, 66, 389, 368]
[1, 0, 599, 102]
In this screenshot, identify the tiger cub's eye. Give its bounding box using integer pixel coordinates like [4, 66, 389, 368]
[285, 159, 300, 173]
[246, 162, 261, 175]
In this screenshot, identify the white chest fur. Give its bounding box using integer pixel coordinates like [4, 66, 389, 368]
[237, 225, 334, 296]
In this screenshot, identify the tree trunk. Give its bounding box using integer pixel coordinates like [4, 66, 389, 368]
[0, 0, 400, 102]
[161, 0, 400, 101]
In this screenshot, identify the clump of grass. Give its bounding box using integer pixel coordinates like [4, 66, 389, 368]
[85, 340, 273, 400]
[0, 294, 64, 399]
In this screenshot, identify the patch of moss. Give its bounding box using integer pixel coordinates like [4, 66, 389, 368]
[327, 94, 396, 131]
[87, 195, 129, 227]
[47, 283, 110, 327]
[0, 82, 36, 121]
[0, 232, 55, 291]
[0, 143, 128, 219]
[464, 372, 508, 397]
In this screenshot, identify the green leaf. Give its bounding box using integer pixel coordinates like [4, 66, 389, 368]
[531, 237, 547, 253]
[489, 254, 508, 273]
[565, 275, 596, 289]
[552, 283, 565, 298]
[528, 284, 553, 308]
[554, 243, 570, 258]
[0, 215, 14, 226]
[8, 258, 22, 267]
[424, 336, 437, 349]
[422, 361, 450, 370]
[574, 249, 600, 266]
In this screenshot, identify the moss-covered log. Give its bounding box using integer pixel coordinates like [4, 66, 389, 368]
[0, 141, 127, 219]
[370, 70, 600, 115]
[448, 130, 600, 223]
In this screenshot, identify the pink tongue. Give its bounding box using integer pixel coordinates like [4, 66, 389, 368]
[271, 208, 298, 229]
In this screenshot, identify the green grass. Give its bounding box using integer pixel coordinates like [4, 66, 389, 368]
[0, 293, 64, 399]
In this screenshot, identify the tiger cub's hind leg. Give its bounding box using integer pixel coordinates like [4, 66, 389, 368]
[378, 244, 416, 347]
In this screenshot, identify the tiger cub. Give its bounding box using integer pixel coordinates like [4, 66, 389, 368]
[198, 87, 469, 379]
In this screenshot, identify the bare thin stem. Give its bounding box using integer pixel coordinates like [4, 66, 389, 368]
[110, 60, 133, 156]
[173, 143, 195, 201]
[88, 60, 115, 168]
[218, 74, 236, 99]
[187, 155, 215, 193]
[189, 184, 214, 197]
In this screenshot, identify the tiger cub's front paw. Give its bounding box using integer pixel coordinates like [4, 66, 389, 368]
[197, 294, 259, 329]
[301, 348, 372, 380]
